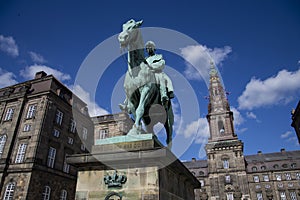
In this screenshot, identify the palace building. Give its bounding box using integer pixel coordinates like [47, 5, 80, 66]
[0, 71, 93, 199]
[183, 64, 300, 200]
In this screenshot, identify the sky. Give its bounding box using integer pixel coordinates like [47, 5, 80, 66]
[0, 0, 300, 161]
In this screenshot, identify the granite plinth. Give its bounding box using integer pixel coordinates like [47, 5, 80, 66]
[67, 137, 200, 200]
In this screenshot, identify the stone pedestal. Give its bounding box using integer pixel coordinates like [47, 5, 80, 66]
[67, 135, 200, 200]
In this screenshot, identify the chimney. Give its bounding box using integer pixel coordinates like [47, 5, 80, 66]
[280, 148, 286, 153]
[192, 158, 196, 162]
[35, 71, 47, 79]
[257, 150, 262, 155]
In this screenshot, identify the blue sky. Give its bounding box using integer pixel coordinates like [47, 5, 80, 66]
[0, 0, 300, 161]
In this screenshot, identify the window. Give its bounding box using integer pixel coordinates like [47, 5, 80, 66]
[296, 173, 300, 179]
[265, 184, 270, 189]
[255, 185, 261, 189]
[4, 108, 14, 121]
[80, 143, 86, 151]
[199, 180, 204, 187]
[225, 175, 231, 183]
[199, 171, 205, 176]
[280, 191, 286, 200]
[285, 173, 291, 180]
[291, 163, 297, 168]
[290, 191, 297, 200]
[288, 183, 294, 187]
[99, 129, 108, 139]
[261, 166, 266, 170]
[226, 192, 234, 200]
[252, 166, 258, 172]
[278, 183, 283, 188]
[0, 135, 7, 156]
[223, 159, 229, 169]
[67, 137, 74, 145]
[70, 119, 76, 133]
[15, 143, 27, 163]
[60, 189, 67, 200]
[47, 147, 56, 168]
[42, 186, 51, 200]
[253, 175, 260, 183]
[282, 164, 288, 168]
[53, 129, 60, 138]
[23, 124, 31, 132]
[26, 104, 36, 119]
[218, 120, 225, 134]
[63, 154, 70, 173]
[55, 110, 63, 125]
[256, 193, 263, 200]
[276, 174, 282, 181]
[273, 164, 279, 169]
[263, 175, 269, 182]
[3, 182, 15, 200]
[82, 127, 87, 140]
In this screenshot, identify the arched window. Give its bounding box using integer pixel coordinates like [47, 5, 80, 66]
[218, 120, 225, 134]
[0, 135, 7, 157]
[199, 171, 205, 176]
[282, 164, 288, 168]
[42, 186, 51, 200]
[291, 163, 297, 168]
[252, 166, 257, 172]
[223, 159, 229, 169]
[261, 166, 266, 170]
[60, 189, 67, 200]
[273, 164, 279, 169]
[3, 182, 15, 200]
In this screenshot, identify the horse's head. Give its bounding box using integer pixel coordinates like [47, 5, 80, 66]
[118, 19, 143, 49]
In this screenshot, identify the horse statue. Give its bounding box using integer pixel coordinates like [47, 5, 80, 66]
[118, 19, 174, 148]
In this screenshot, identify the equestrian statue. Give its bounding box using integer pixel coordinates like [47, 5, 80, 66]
[118, 19, 174, 148]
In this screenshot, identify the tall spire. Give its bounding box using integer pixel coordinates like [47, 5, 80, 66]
[208, 61, 229, 114]
[206, 61, 236, 141]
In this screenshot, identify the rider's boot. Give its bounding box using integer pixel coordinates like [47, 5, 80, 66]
[160, 87, 169, 106]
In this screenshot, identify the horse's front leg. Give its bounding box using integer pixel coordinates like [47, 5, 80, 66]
[134, 85, 151, 128]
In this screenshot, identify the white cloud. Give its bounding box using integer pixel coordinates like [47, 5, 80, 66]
[246, 111, 257, 119]
[181, 45, 231, 81]
[171, 101, 183, 133]
[183, 117, 210, 144]
[28, 51, 47, 63]
[0, 68, 18, 88]
[281, 131, 292, 139]
[71, 84, 109, 117]
[20, 64, 71, 81]
[238, 69, 300, 110]
[182, 117, 209, 158]
[230, 106, 244, 127]
[286, 136, 299, 146]
[0, 35, 19, 57]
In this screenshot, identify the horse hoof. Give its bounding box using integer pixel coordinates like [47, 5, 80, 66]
[119, 104, 127, 111]
[127, 125, 143, 135]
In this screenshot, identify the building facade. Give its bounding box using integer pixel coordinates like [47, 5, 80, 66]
[0, 71, 93, 200]
[184, 63, 300, 200]
[92, 112, 133, 141]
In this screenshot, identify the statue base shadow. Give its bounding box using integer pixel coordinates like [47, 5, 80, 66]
[67, 121, 200, 200]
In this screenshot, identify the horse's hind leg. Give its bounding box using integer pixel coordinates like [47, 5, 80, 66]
[165, 104, 174, 149]
[134, 85, 151, 128]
